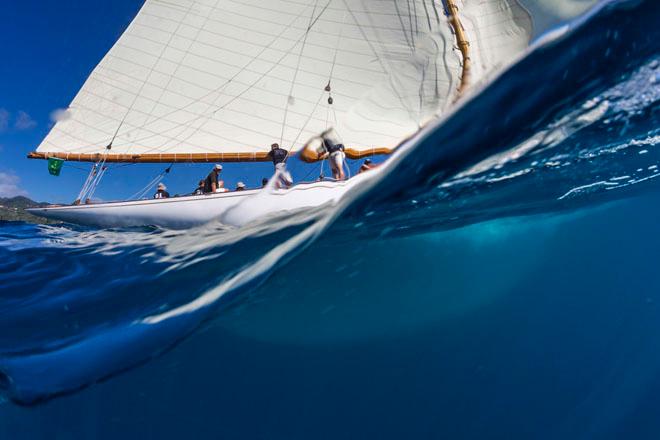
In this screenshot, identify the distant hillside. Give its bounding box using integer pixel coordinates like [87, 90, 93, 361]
[0, 196, 57, 224]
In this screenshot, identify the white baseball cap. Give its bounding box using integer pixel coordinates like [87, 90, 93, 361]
[157, 183, 166, 190]
[214, 164, 223, 170]
[237, 181, 245, 188]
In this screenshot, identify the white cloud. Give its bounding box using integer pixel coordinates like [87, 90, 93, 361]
[0, 108, 9, 132]
[0, 171, 28, 198]
[50, 108, 72, 123]
[14, 111, 37, 130]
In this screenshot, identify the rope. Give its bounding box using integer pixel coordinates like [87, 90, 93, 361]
[75, 164, 99, 202]
[74, 150, 110, 202]
[129, 164, 173, 200]
[324, 9, 346, 130]
[286, 88, 327, 158]
[327, 10, 346, 88]
[85, 164, 109, 201]
[64, 163, 95, 173]
[280, 0, 320, 146]
[300, 161, 322, 182]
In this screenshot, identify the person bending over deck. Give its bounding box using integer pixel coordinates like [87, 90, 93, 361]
[321, 129, 346, 180]
[193, 180, 204, 195]
[268, 143, 292, 187]
[204, 164, 224, 193]
[154, 183, 170, 199]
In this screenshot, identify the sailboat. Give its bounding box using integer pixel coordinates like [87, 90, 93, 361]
[27, 0, 532, 228]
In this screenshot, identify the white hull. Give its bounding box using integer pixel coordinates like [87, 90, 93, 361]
[27, 179, 361, 229]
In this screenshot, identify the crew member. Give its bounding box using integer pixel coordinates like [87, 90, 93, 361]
[267, 143, 292, 187]
[235, 181, 246, 191]
[321, 130, 346, 180]
[267, 143, 288, 167]
[154, 183, 170, 199]
[193, 180, 204, 195]
[358, 159, 375, 174]
[204, 164, 224, 193]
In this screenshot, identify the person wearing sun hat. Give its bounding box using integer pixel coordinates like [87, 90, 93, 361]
[359, 158, 378, 174]
[153, 183, 170, 199]
[235, 181, 246, 191]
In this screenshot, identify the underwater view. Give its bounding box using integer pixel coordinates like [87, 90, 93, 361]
[1, 0, 660, 438]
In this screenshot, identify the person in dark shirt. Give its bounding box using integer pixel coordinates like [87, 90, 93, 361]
[321, 129, 346, 180]
[203, 164, 224, 193]
[268, 143, 288, 166]
[267, 143, 292, 187]
[154, 183, 170, 199]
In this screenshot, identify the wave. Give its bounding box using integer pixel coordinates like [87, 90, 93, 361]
[0, 0, 658, 405]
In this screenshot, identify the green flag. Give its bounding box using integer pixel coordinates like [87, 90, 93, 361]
[47, 157, 64, 176]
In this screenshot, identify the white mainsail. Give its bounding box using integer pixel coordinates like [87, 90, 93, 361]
[33, 0, 532, 162]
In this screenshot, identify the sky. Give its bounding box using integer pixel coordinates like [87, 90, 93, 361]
[1, 1, 146, 202]
[0, 0, 598, 203]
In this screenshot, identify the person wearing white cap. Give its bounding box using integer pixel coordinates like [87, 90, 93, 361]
[153, 183, 170, 199]
[235, 181, 246, 191]
[203, 164, 224, 193]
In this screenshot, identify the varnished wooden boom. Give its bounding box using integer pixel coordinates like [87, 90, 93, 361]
[445, 0, 471, 97]
[27, 151, 271, 163]
[27, 148, 395, 164]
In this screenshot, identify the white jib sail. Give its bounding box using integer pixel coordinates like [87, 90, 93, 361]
[36, 0, 532, 160]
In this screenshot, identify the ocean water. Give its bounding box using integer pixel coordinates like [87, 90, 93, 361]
[1, 0, 659, 438]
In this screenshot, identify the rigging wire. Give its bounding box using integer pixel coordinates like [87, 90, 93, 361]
[134, 0, 225, 145]
[129, 164, 174, 200]
[119, 1, 333, 156]
[75, 164, 99, 203]
[283, 6, 345, 171]
[340, 0, 412, 121]
[52, 0, 322, 158]
[279, 0, 320, 146]
[324, 9, 346, 129]
[299, 160, 323, 183]
[85, 164, 109, 201]
[286, 88, 327, 157]
[106, 0, 198, 149]
[69, 2, 321, 198]
[64, 163, 96, 173]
